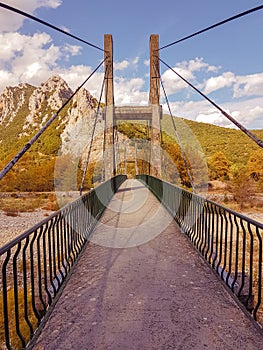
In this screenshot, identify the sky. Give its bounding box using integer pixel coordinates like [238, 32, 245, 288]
[0, 0, 262, 129]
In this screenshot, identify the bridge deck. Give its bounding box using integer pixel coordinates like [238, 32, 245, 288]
[30, 179, 262, 350]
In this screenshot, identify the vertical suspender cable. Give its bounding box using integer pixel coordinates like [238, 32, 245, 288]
[153, 59, 196, 190]
[160, 76, 196, 192]
[79, 65, 108, 195]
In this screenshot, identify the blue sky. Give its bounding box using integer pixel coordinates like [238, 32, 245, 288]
[0, 0, 262, 129]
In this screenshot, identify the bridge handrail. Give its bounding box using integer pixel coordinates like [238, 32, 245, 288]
[137, 174, 263, 327]
[0, 175, 127, 350]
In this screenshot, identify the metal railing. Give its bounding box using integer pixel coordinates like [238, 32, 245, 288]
[0, 175, 127, 350]
[137, 175, 263, 326]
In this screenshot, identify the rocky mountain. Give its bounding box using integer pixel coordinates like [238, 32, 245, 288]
[2, 75, 110, 159]
[1, 75, 262, 193]
[0, 75, 109, 191]
[0, 75, 133, 192]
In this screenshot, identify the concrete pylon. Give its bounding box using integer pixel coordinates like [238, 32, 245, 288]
[149, 34, 162, 178]
[104, 34, 115, 180]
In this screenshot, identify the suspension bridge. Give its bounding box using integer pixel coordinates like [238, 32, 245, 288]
[0, 3, 263, 350]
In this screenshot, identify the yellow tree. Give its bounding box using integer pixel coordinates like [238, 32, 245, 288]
[246, 149, 263, 183]
[208, 151, 232, 180]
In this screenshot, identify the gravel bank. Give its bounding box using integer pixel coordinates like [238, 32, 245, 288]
[0, 209, 54, 248]
[1, 207, 262, 249]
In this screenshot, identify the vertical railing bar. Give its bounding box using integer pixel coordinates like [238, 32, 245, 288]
[212, 206, 220, 269]
[68, 206, 76, 264]
[36, 226, 46, 313]
[204, 202, 211, 259]
[2, 249, 12, 350]
[13, 242, 26, 348]
[226, 212, 234, 287]
[217, 208, 224, 275]
[253, 226, 262, 320]
[232, 215, 240, 292]
[29, 231, 41, 323]
[245, 223, 254, 308]
[208, 203, 215, 264]
[198, 199, 204, 253]
[56, 212, 65, 281]
[193, 197, 200, 247]
[66, 209, 74, 268]
[60, 211, 68, 276]
[22, 236, 34, 337]
[42, 223, 52, 306]
[47, 218, 56, 299]
[52, 215, 60, 292]
[238, 219, 247, 298]
[221, 210, 228, 279]
[65, 208, 73, 269]
[195, 196, 201, 246]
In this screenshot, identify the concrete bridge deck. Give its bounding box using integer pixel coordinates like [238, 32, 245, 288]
[30, 179, 263, 350]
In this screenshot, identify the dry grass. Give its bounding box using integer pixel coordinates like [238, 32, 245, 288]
[0, 288, 38, 350]
[0, 192, 59, 213]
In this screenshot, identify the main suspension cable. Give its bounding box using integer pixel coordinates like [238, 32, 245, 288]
[0, 2, 104, 52]
[0, 58, 106, 181]
[159, 5, 263, 51]
[79, 65, 108, 195]
[158, 57, 263, 149]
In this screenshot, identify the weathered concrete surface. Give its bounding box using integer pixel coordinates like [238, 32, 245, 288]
[30, 180, 263, 350]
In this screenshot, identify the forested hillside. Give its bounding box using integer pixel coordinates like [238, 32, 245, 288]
[0, 76, 262, 196]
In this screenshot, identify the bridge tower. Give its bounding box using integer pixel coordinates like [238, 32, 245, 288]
[104, 34, 115, 180]
[104, 34, 162, 180]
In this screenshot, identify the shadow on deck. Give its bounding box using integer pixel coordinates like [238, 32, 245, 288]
[29, 179, 263, 350]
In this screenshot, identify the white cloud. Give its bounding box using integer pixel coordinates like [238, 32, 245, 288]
[196, 110, 233, 128]
[114, 77, 147, 105]
[114, 60, 129, 71]
[63, 44, 82, 57]
[60, 64, 105, 97]
[203, 72, 236, 94]
[161, 66, 194, 94]
[163, 97, 263, 129]
[144, 59, 150, 66]
[161, 58, 221, 95]
[0, 31, 86, 91]
[60, 25, 70, 33]
[132, 57, 139, 65]
[0, 0, 62, 32]
[233, 73, 263, 98]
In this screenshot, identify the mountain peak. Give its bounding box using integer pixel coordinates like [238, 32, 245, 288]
[38, 75, 73, 99]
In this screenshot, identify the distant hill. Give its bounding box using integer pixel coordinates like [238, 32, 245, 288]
[0, 75, 262, 192]
[161, 114, 263, 168]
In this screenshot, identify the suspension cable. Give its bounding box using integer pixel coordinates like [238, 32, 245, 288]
[159, 5, 263, 51]
[79, 65, 108, 195]
[158, 57, 263, 149]
[0, 58, 106, 181]
[0, 2, 104, 52]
